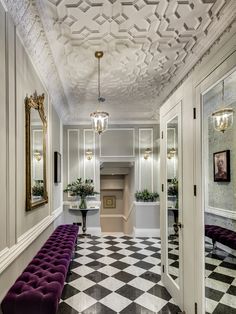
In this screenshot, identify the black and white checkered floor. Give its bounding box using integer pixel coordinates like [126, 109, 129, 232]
[205, 241, 236, 314]
[57, 235, 181, 314]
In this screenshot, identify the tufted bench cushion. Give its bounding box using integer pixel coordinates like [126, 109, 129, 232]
[205, 224, 236, 250]
[1, 224, 79, 314]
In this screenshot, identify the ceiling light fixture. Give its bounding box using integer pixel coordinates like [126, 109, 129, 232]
[90, 51, 109, 135]
[212, 80, 233, 133]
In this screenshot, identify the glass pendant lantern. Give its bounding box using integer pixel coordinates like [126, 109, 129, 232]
[212, 80, 234, 133]
[90, 51, 109, 134]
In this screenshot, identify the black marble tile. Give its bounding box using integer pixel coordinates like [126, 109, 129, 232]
[220, 261, 236, 270]
[227, 285, 236, 296]
[120, 236, 132, 239]
[140, 240, 154, 245]
[85, 271, 108, 283]
[205, 263, 217, 271]
[105, 240, 119, 245]
[209, 272, 234, 284]
[113, 271, 136, 283]
[130, 253, 147, 260]
[83, 284, 111, 300]
[134, 261, 154, 270]
[140, 271, 161, 283]
[87, 252, 103, 260]
[107, 246, 122, 252]
[70, 261, 82, 270]
[125, 246, 140, 252]
[151, 252, 161, 259]
[86, 261, 106, 270]
[213, 303, 236, 314]
[148, 284, 172, 301]
[158, 302, 181, 313]
[123, 240, 137, 245]
[205, 287, 224, 302]
[66, 271, 81, 283]
[116, 284, 144, 301]
[168, 253, 179, 260]
[61, 284, 80, 300]
[57, 302, 79, 314]
[108, 252, 126, 260]
[104, 236, 117, 239]
[145, 246, 160, 252]
[120, 302, 154, 314]
[88, 245, 103, 252]
[110, 261, 130, 270]
[82, 302, 116, 314]
[169, 261, 179, 268]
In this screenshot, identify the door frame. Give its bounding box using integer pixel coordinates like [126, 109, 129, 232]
[160, 100, 184, 310]
[194, 60, 236, 313]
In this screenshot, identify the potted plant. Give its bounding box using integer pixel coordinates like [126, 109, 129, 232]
[135, 189, 159, 202]
[168, 178, 178, 208]
[64, 178, 99, 209]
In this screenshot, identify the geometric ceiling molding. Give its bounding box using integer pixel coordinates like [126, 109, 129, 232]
[5, 0, 236, 124]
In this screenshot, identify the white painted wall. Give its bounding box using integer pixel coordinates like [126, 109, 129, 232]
[0, 4, 63, 302]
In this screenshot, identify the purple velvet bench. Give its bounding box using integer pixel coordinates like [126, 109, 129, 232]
[1, 224, 79, 314]
[205, 224, 236, 250]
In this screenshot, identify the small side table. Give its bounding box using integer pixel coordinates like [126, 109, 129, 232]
[69, 205, 99, 236]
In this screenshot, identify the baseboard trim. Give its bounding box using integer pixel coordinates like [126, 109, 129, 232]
[86, 227, 102, 236]
[0, 206, 63, 274]
[134, 228, 160, 237]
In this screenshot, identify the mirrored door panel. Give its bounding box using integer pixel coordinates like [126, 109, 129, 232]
[161, 100, 183, 309]
[167, 116, 179, 285]
[202, 70, 236, 313]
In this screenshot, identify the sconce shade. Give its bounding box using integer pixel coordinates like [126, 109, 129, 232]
[86, 149, 93, 160]
[212, 108, 233, 133]
[144, 148, 152, 160]
[34, 150, 42, 162]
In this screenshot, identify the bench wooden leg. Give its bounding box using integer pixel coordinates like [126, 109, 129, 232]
[212, 239, 216, 250]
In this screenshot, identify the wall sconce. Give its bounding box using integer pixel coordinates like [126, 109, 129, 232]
[144, 148, 152, 160]
[167, 148, 176, 159]
[34, 150, 42, 162]
[86, 149, 93, 160]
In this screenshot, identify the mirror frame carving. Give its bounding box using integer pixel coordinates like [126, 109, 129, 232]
[25, 92, 48, 211]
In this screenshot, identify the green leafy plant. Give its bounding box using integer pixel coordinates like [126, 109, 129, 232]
[168, 178, 178, 208]
[135, 189, 159, 202]
[64, 178, 99, 198]
[32, 181, 44, 197]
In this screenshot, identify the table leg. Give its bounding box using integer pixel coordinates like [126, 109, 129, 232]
[81, 210, 88, 235]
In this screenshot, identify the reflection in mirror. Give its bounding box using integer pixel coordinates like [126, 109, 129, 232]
[25, 92, 48, 211]
[203, 70, 236, 313]
[167, 116, 179, 285]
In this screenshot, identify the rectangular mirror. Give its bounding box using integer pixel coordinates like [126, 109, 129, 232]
[25, 92, 48, 211]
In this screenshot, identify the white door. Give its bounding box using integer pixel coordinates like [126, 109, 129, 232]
[160, 101, 184, 309]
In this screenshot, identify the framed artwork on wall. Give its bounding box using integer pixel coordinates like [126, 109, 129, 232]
[103, 196, 116, 208]
[213, 150, 230, 182]
[54, 152, 61, 183]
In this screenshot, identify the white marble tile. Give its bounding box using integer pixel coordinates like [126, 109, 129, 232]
[135, 292, 167, 312]
[69, 277, 95, 291]
[205, 298, 218, 313]
[205, 257, 222, 266]
[120, 256, 140, 265]
[99, 265, 120, 276]
[97, 249, 114, 256]
[65, 292, 96, 312]
[99, 277, 125, 291]
[73, 265, 94, 276]
[97, 256, 116, 265]
[75, 256, 93, 265]
[138, 249, 155, 256]
[100, 292, 132, 312]
[221, 293, 236, 308]
[118, 249, 134, 256]
[143, 256, 160, 265]
[215, 266, 236, 278]
[149, 265, 162, 274]
[129, 277, 155, 291]
[115, 243, 130, 249]
[124, 265, 146, 276]
[75, 248, 93, 256]
[205, 278, 230, 293]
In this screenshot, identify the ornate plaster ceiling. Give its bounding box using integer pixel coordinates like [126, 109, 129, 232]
[4, 0, 236, 123]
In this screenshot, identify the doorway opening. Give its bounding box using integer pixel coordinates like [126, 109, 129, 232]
[100, 162, 135, 234]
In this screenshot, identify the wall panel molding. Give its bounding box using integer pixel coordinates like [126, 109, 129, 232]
[83, 129, 95, 183]
[0, 207, 62, 274]
[67, 129, 80, 184]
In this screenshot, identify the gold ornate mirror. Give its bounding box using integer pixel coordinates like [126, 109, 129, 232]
[25, 92, 48, 211]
